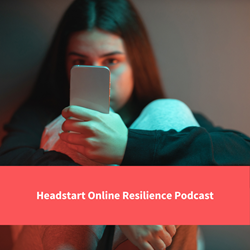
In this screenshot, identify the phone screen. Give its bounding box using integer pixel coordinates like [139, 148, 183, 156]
[70, 65, 110, 113]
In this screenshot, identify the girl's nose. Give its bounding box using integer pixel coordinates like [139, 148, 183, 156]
[92, 61, 100, 67]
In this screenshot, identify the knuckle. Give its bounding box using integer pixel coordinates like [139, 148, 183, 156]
[90, 140, 99, 149]
[172, 226, 177, 236]
[62, 120, 71, 131]
[164, 235, 172, 247]
[85, 139, 98, 151]
[152, 225, 163, 234]
[61, 121, 67, 131]
[135, 235, 145, 244]
[91, 125, 98, 134]
[84, 147, 93, 159]
[96, 113, 103, 121]
[157, 243, 166, 250]
[89, 123, 100, 136]
[85, 138, 94, 148]
[67, 134, 74, 143]
[67, 106, 74, 116]
[87, 123, 95, 132]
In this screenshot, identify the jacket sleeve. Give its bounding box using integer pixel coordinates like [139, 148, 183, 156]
[0, 102, 79, 166]
[121, 113, 250, 166]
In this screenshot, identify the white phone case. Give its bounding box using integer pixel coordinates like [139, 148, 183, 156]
[70, 65, 110, 113]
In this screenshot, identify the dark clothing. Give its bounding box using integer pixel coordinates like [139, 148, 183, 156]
[1, 101, 249, 250]
[123, 113, 250, 166]
[0, 101, 250, 166]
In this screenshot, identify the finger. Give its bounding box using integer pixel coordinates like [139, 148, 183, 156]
[62, 105, 100, 121]
[62, 119, 93, 134]
[164, 225, 176, 238]
[137, 241, 154, 250]
[59, 132, 91, 145]
[158, 230, 172, 248]
[67, 143, 86, 155]
[149, 238, 167, 250]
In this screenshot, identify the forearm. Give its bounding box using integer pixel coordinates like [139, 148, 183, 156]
[121, 126, 250, 166]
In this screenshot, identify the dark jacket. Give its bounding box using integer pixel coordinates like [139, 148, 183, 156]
[0, 101, 249, 166]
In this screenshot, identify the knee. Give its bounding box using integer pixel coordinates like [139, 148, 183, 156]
[145, 98, 188, 107]
[143, 98, 192, 114]
[132, 98, 199, 131]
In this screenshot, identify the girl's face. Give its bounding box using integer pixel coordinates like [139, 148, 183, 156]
[66, 28, 134, 112]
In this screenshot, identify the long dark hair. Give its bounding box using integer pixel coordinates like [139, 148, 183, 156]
[30, 0, 165, 111]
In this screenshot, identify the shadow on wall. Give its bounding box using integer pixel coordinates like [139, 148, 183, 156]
[1, 0, 250, 143]
[0, 3, 49, 144]
[0, 0, 74, 145]
[133, 0, 250, 136]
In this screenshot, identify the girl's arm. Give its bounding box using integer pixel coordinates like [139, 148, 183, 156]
[58, 105, 250, 166]
[121, 113, 250, 166]
[0, 102, 79, 166]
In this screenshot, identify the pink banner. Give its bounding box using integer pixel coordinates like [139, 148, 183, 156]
[0, 166, 249, 225]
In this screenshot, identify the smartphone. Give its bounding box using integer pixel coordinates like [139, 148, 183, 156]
[70, 65, 110, 113]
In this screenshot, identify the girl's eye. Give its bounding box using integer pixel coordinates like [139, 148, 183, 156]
[72, 59, 89, 65]
[104, 59, 119, 66]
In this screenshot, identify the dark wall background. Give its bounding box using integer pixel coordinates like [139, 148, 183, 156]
[1, 0, 250, 141]
[133, 0, 250, 137]
[0, 0, 249, 249]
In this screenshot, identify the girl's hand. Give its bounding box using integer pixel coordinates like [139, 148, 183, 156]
[118, 225, 176, 250]
[60, 105, 128, 165]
